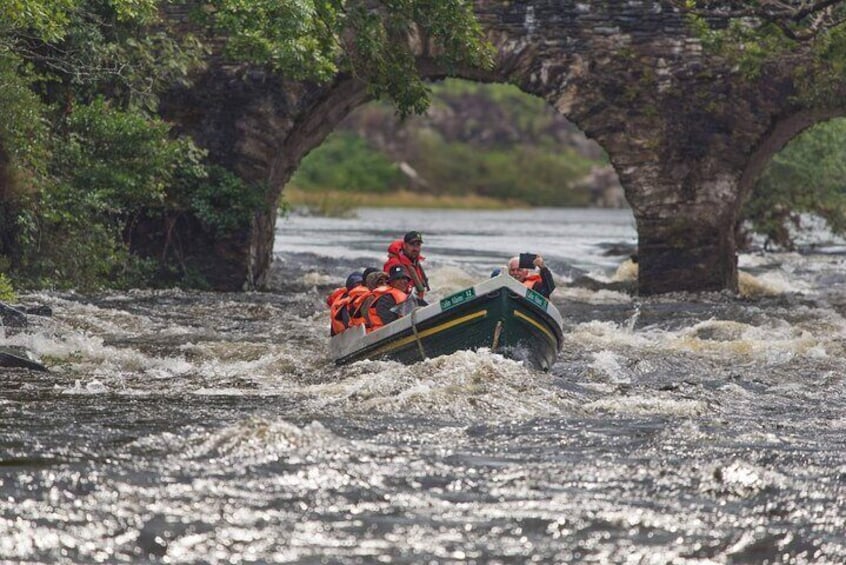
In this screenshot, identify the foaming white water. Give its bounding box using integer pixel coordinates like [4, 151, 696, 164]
[556, 286, 633, 304]
[62, 379, 108, 395]
[569, 320, 656, 350]
[183, 418, 343, 467]
[306, 349, 578, 419]
[583, 394, 709, 417]
[301, 271, 336, 287]
[739, 268, 811, 297]
[677, 319, 831, 363]
[700, 460, 788, 498]
[588, 351, 629, 384]
[426, 265, 481, 301]
[569, 314, 838, 368]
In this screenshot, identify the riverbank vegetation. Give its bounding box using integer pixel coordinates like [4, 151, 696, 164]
[285, 187, 524, 216]
[287, 80, 610, 214]
[0, 0, 490, 292]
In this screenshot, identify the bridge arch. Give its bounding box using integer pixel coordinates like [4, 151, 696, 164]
[146, 0, 845, 294]
[739, 108, 846, 200]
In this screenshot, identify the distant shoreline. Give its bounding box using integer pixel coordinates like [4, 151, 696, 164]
[282, 187, 529, 215]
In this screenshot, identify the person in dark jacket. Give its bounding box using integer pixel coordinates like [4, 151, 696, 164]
[507, 254, 556, 297]
[368, 266, 412, 328]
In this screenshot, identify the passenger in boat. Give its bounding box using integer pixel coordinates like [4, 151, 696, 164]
[507, 254, 556, 297]
[327, 272, 363, 336]
[348, 270, 388, 327]
[366, 266, 411, 330]
[383, 231, 429, 299]
[361, 266, 380, 284]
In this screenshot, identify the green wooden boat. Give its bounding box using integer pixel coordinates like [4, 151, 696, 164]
[329, 274, 564, 371]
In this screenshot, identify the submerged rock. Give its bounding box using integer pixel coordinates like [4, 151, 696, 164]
[0, 302, 28, 327]
[0, 345, 48, 372]
[1, 301, 51, 371]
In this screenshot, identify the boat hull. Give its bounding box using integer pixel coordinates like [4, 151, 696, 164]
[331, 277, 563, 371]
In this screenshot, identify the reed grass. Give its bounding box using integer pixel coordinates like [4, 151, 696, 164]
[283, 187, 526, 217]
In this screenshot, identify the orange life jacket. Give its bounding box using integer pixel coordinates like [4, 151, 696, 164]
[366, 285, 408, 331]
[327, 287, 346, 308]
[344, 286, 371, 327]
[384, 239, 428, 298]
[521, 273, 543, 292]
[327, 287, 350, 336]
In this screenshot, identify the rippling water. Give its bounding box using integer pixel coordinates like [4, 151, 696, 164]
[2, 208, 845, 563]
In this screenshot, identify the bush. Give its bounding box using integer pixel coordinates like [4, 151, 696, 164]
[186, 165, 265, 235]
[14, 99, 197, 290]
[290, 132, 404, 193]
[0, 272, 16, 302]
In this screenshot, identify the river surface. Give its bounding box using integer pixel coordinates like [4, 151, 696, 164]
[2, 207, 845, 563]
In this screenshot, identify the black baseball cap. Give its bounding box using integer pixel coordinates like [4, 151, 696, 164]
[388, 265, 410, 281]
[403, 231, 423, 244]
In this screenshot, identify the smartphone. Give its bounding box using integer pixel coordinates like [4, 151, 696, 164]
[519, 253, 537, 269]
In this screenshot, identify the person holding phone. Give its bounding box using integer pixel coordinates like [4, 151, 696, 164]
[507, 253, 556, 297]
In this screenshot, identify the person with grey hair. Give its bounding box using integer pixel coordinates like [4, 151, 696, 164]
[507, 254, 555, 297]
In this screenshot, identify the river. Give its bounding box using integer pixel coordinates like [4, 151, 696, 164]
[2, 207, 845, 563]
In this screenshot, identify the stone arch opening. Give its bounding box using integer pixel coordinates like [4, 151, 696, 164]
[738, 113, 846, 250]
[277, 77, 627, 217]
[739, 109, 846, 199]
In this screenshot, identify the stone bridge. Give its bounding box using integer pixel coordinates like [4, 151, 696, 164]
[153, 0, 845, 293]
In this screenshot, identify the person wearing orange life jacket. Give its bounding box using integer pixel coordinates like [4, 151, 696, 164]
[327, 272, 364, 336]
[383, 231, 429, 299]
[507, 254, 556, 298]
[349, 270, 388, 327]
[365, 266, 411, 331]
[352, 271, 385, 327]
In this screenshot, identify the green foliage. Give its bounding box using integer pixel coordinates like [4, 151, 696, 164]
[291, 127, 597, 207]
[14, 100, 192, 289]
[684, 12, 796, 80]
[794, 25, 846, 107]
[0, 0, 249, 291]
[291, 132, 403, 193]
[12, 99, 263, 289]
[53, 98, 176, 211]
[0, 272, 16, 302]
[73, 11, 199, 110]
[743, 118, 846, 249]
[201, 0, 494, 118]
[412, 135, 594, 206]
[0, 0, 79, 42]
[3, 0, 203, 112]
[291, 79, 603, 207]
[186, 165, 265, 235]
[680, 1, 846, 101]
[199, 0, 340, 82]
[0, 52, 50, 186]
